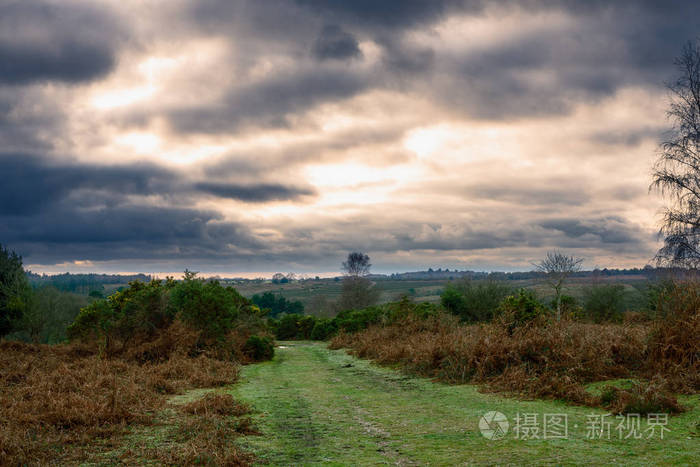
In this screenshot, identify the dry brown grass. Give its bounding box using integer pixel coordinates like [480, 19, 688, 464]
[601, 377, 685, 415]
[646, 282, 700, 392]
[181, 393, 250, 417]
[0, 340, 247, 465]
[329, 311, 693, 412]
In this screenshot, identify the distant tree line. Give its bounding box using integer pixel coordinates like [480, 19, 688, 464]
[251, 292, 304, 317]
[27, 272, 151, 295]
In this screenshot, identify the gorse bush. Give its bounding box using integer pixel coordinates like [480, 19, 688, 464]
[171, 274, 248, 342]
[441, 280, 512, 322]
[68, 279, 177, 354]
[310, 318, 337, 340]
[243, 335, 274, 362]
[496, 288, 548, 331]
[67, 273, 272, 361]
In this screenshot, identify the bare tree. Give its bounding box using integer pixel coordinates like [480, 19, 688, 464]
[338, 252, 379, 311]
[342, 252, 371, 277]
[651, 39, 700, 268]
[534, 251, 583, 321]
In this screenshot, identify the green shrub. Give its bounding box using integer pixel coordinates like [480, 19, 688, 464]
[171, 276, 248, 341]
[67, 279, 176, 353]
[583, 284, 626, 322]
[251, 291, 304, 318]
[310, 319, 337, 340]
[334, 306, 384, 333]
[272, 314, 319, 340]
[67, 274, 263, 358]
[441, 280, 512, 322]
[497, 289, 548, 331]
[243, 335, 274, 361]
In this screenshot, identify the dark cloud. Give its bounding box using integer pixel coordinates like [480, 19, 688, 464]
[195, 182, 315, 202]
[168, 67, 370, 133]
[1, 205, 260, 263]
[313, 25, 361, 61]
[0, 2, 122, 85]
[0, 153, 313, 214]
[539, 217, 643, 245]
[293, 0, 471, 29]
[0, 153, 168, 215]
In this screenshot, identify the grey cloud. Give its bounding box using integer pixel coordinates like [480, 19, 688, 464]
[195, 182, 315, 202]
[293, 0, 472, 29]
[539, 217, 644, 245]
[313, 25, 361, 61]
[168, 67, 370, 133]
[2, 206, 261, 263]
[0, 153, 314, 214]
[0, 2, 122, 85]
[462, 184, 590, 206]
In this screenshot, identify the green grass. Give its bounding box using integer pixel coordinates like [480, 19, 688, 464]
[232, 341, 699, 466]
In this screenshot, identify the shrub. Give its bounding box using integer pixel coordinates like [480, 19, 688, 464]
[67, 275, 271, 362]
[242, 335, 274, 362]
[171, 277, 247, 341]
[275, 314, 303, 339]
[251, 291, 304, 318]
[441, 280, 512, 322]
[334, 306, 384, 333]
[310, 318, 337, 340]
[67, 279, 177, 354]
[583, 284, 626, 322]
[496, 289, 548, 331]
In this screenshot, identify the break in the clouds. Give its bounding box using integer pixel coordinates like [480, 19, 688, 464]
[1, 0, 697, 275]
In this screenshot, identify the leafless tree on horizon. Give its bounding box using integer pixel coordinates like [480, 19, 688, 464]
[534, 250, 583, 321]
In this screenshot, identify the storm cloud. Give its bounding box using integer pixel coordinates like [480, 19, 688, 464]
[0, 0, 689, 273]
[0, 1, 122, 85]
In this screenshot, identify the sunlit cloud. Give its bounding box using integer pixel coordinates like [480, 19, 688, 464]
[2, 0, 694, 273]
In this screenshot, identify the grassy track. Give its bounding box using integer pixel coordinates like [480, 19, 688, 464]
[233, 341, 699, 466]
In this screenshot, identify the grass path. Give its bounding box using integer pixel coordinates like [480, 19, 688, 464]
[233, 341, 699, 466]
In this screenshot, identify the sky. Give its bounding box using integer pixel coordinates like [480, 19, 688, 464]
[2, 0, 699, 277]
